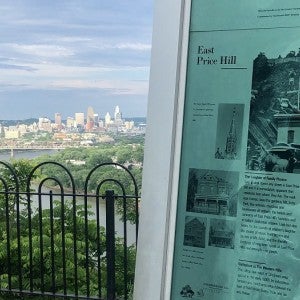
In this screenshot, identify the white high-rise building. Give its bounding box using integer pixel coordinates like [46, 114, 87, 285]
[94, 113, 99, 123]
[87, 106, 95, 122]
[38, 117, 52, 132]
[66, 117, 75, 128]
[114, 105, 120, 119]
[105, 112, 112, 126]
[114, 105, 123, 124]
[55, 113, 62, 126]
[75, 112, 85, 126]
[98, 120, 104, 128]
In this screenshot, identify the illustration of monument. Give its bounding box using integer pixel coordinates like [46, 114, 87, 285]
[225, 108, 237, 159]
[215, 104, 243, 160]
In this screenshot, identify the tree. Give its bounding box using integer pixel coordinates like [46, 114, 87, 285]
[86, 150, 113, 169]
[115, 147, 132, 164]
[0, 159, 36, 227]
[32, 147, 142, 225]
[0, 160, 136, 299]
[286, 50, 296, 58]
[186, 170, 198, 211]
[132, 145, 144, 163]
[252, 52, 270, 83]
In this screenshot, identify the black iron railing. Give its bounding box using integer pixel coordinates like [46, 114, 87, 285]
[0, 161, 139, 300]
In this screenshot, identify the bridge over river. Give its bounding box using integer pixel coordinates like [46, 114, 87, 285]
[0, 145, 66, 150]
[0, 146, 66, 159]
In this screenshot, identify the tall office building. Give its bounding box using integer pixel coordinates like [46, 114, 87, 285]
[98, 119, 104, 128]
[87, 106, 95, 122]
[94, 113, 99, 123]
[105, 112, 112, 126]
[75, 112, 85, 127]
[38, 117, 52, 132]
[86, 106, 95, 130]
[114, 105, 123, 125]
[54, 113, 62, 126]
[66, 117, 75, 128]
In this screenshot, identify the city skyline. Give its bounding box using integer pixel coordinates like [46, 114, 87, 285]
[0, 1, 152, 119]
[0, 103, 145, 143]
[0, 104, 144, 122]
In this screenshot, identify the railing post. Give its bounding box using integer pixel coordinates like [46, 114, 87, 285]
[106, 190, 116, 300]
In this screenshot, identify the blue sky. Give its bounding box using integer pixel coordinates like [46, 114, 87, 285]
[0, 1, 153, 119]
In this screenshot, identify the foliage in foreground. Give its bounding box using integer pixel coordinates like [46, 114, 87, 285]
[0, 160, 137, 299]
[32, 146, 142, 224]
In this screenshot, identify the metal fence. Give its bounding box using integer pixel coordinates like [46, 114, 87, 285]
[0, 161, 139, 300]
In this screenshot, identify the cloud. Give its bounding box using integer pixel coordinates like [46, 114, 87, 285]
[6, 43, 75, 58]
[0, 0, 152, 118]
[112, 42, 151, 51]
[0, 63, 37, 71]
[27, 62, 149, 77]
[45, 36, 93, 43]
[0, 50, 150, 97]
[48, 79, 149, 95]
[94, 42, 151, 51]
[0, 60, 149, 81]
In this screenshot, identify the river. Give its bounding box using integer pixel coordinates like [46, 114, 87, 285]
[30, 187, 137, 246]
[0, 149, 59, 161]
[0, 149, 137, 245]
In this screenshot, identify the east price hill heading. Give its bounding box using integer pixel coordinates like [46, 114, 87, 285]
[197, 45, 237, 65]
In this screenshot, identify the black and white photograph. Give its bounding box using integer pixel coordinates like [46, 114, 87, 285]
[186, 168, 239, 217]
[215, 103, 244, 160]
[246, 50, 300, 173]
[208, 218, 235, 249]
[183, 216, 207, 248]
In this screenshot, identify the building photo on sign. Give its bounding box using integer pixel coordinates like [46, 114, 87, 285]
[247, 50, 300, 174]
[186, 168, 239, 217]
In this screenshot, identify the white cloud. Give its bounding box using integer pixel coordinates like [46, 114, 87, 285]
[94, 42, 151, 51]
[0, 1, 152, 118]
[31, 62, 149, 76]
[0, 59, 149, 78]
[49, 79, 149, 95]
[6, 43, 75, 58]
[0, 78, 148, 95]
[0, 60, 149, 96]
[115, 43, 151, 51]
[47, 36, 93, 43]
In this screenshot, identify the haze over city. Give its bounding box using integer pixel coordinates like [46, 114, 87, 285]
[0, 1, 153, 120]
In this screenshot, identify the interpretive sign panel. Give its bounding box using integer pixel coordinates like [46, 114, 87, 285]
[171, 1, 300, 299]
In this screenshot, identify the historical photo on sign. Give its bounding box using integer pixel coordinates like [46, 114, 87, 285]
[215, 103, 244, 160]
[186, 168, 239, 217]
[183, 216, 207, 248]
[208, 218, 235, 249]
[246, 50, 300, 173]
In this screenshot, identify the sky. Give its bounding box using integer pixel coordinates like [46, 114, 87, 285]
[0, 1, 153, 120]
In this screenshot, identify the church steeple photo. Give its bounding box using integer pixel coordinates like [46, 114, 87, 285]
[225, 107, 237, 159]
[215, 103, 244, 160]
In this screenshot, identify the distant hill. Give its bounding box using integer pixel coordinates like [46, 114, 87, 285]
[0, 117, 146, 126]
[124, 117, 146, 125]
[0, 118, 38, 126]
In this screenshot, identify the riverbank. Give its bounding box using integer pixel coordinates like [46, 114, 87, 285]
[0, 149, 59, 161]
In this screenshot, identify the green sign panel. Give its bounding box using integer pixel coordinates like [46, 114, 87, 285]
[171, 1, 300, 299]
